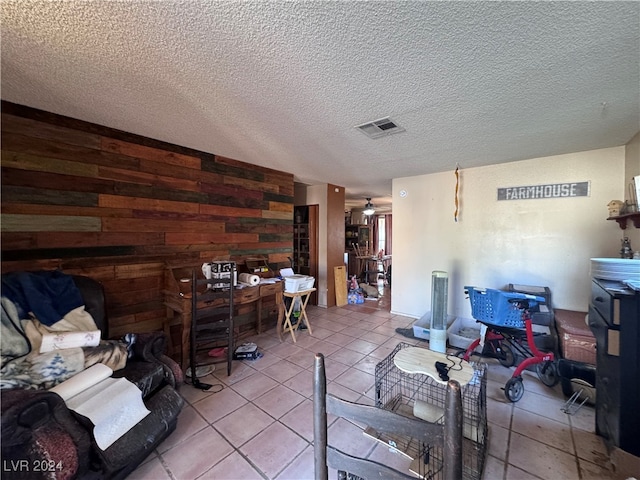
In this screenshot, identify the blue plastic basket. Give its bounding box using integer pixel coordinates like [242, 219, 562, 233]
[464, 286, 544, 328]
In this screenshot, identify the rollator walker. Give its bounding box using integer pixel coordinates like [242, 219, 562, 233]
[461, 286, 558, 402]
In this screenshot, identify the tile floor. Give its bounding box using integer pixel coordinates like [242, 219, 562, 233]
[130, 287, 622, 480]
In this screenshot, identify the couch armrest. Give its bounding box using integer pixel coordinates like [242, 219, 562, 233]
[130, 332, 166, 362]
[1, 390, 92, 480]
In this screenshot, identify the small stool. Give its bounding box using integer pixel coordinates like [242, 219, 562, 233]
[278, 288, 316, 342]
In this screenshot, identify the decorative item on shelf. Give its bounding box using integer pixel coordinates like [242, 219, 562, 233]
[631, 176, 640, 212]
[624, 200, 637, 214]
[620, 237, 634, 259]
[363, 197, 375, 216]
[607, 200, 625, 217]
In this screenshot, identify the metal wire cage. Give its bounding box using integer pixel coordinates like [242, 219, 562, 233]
[373, 342, 487, 480]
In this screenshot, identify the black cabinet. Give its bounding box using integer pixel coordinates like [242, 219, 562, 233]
[345, 224, 371, 252]
[588, 278, 640, 456]
[293, 205, 318, 305]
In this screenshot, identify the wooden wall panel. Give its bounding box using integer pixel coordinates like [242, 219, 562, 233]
[2, 185, 100, 207]
[1, 214, 102, 232]
[1, 102, 294, 336]
[1, 203, 132, 218]
[1, 113, 103, 148]
[2, 151, 100, 177]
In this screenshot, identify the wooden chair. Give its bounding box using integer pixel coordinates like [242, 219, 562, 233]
[313, 353, 463, 480]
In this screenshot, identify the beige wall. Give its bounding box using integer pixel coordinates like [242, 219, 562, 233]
[392, 146, 627, 319]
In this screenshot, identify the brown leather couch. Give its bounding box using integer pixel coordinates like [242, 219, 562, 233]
[1, 273, 184, 479]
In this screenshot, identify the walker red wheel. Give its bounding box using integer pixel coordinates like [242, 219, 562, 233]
[536, 360, 559, 387]
[497, 343, 516, 368]
[505, 377, 524, 402]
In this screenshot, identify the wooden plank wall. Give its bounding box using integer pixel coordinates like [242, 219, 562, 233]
[1, 101, 294, 337]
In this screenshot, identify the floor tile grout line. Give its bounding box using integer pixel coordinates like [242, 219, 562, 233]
[567, 413, 585, 480]
[501, 399, 515, 480]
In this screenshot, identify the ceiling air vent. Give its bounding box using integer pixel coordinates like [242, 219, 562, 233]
[355, 117, 405, 139]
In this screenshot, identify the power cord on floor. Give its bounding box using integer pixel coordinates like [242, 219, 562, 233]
[185, 365, 225, 392]
[186, 377, 224, 393]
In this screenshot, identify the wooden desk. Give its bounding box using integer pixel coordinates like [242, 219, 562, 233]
[393, 346, 475, 386]
[163, 265, 283, 369]
[277, 288, 316, 343]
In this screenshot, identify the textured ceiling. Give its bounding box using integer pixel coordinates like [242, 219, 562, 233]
[2, 1, 639, 214]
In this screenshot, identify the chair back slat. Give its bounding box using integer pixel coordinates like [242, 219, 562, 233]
[326, 446, 417, 480]
[326, 394, 444, 444]
[313, 352, 463, 480]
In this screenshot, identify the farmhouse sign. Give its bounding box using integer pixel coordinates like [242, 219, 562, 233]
[497, 181, 590, 201]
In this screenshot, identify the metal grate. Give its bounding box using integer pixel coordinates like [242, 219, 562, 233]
[354, 117, 405, 139]
[374, 342, 488, 480]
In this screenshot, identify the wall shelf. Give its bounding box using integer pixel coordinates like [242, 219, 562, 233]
[607, 212, 640, 229]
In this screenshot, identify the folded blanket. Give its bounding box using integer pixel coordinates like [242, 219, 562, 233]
[1, 271, 84, 326]
[1, 297, 127, 390]
[1, 347, 85, 390]
[1, 296, 30, 369]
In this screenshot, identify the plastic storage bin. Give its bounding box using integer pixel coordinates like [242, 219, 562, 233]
[448, 317, 482, 351]
[284, 274, 315, 293]
[412, 312, 456, 341]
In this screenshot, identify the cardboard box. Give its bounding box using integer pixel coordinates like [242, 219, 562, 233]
[412, 312, 455, 341]
[555, 309, 596, 365]
[559, 334, 596, 365]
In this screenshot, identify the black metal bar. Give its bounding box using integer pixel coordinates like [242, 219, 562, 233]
[227, 268, 234, 376]
[190, 269, 211, 390]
